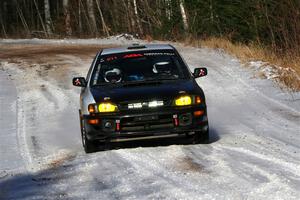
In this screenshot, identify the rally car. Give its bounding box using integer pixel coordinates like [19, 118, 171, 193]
[73, 44, 209, 153]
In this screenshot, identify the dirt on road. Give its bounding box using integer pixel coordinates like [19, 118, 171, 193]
[0, 44, 113, 60]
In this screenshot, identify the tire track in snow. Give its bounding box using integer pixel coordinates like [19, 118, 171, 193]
[2, 58, 87, 171]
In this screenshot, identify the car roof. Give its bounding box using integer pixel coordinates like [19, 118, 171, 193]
[101, 44, 175, 55]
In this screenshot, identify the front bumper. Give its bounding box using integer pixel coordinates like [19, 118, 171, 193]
[82, 105, 208, 142]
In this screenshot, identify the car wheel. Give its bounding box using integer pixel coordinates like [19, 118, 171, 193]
[193, 129, 209, 144]
[81, 120, 97, 153]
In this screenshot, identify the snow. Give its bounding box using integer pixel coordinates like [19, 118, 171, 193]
[0, 69, 25, 173]
[249, 61, 280, 79]
[248, 60, 300, 92]
[0, 36, 300, 199]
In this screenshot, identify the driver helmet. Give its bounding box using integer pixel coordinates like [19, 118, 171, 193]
[153, 62, 171, 74]
[104, 68, 122, 83]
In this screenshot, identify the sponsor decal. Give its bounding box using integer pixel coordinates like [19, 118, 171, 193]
[128, 100, 164, 109]
[143, 52, 175, 56]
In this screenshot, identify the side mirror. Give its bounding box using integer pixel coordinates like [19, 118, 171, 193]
[193, 68, 207, 78]
[72, 77, 87, 87]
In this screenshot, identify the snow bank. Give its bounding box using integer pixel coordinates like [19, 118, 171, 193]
[0, 34, 142, 46]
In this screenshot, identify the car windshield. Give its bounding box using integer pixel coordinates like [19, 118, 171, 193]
[90, 50, 189, 86]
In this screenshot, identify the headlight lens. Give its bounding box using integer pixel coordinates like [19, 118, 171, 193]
[98, 103, 117, 112]
[175, 96, 192, 106]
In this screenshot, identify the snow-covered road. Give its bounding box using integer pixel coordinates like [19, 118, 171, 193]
[0, 38, 299, 200]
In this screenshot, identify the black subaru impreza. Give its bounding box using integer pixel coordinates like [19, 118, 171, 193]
[73, 44, 209, 153]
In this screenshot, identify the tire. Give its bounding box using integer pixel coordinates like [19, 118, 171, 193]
[79, 112, 97, 153]
[81, 123, 98, 153]
[193, 128, 209, 144]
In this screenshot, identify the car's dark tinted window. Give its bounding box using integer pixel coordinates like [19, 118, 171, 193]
[90, 49, 190, 86]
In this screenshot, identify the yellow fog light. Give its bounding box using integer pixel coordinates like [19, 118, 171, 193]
[98, 103, 117, 112]
[175, 96, 192, 106]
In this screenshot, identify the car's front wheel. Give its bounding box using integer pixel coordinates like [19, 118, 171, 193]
[79, 111, 98, 153]
[81, 121, 98, 153]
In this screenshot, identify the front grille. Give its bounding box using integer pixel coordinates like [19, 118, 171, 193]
[121, 113, 174, 132]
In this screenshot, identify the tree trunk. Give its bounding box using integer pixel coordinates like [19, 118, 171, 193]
[63, 0, 72, 36]
[0, 1, 7, 38]
[263, 2, 276, 48]
[44, 0, 52, 36]
[165, 0, 171, 20]
[179, 0, 188, 33]
[133, 0, 143, 36]
[128, 0, 135, 33]
[78, 0, 82, 35]
[33, 0, 47, 36]
[15, 0, 30, 36]
[87, 0, 97, 36]
[121, 0, 132, 33]
[95, 0, 110, 36]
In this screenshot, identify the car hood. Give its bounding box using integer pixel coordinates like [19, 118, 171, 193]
[90, 79, 201, 103]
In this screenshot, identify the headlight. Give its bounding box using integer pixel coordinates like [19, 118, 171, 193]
[175, 96, 192, 106]
[98, 102, 117, 112]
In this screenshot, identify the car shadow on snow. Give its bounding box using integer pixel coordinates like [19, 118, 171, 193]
[208, 128, 220, 144]
[101, 128, 220, 151]
[0, 166, 77, 199]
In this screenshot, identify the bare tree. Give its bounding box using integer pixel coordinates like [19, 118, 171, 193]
[78, 0, 83, 35]
[15, 0, 30, 36]
[179, 0, 188, 32]
[44, 0, 52, 36]
[121, 0, 132, 33]
[0, 1, 7, 38]
[95, 0, 110, 36]
[128, 0, 135, 33]
[87, 0, 97, 36]
[133, 0, 143, 36]
[63, 0, 72, 36]
[165, 0, 172, 20]
[33, 0, 47, 36]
